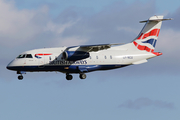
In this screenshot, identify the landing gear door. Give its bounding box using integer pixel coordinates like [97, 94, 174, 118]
[78, 65, 88, 73]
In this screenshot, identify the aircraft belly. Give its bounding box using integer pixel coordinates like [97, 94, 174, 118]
[8, 64, 129, 73]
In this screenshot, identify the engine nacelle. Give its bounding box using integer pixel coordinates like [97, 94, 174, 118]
[63, 51, 90, 61]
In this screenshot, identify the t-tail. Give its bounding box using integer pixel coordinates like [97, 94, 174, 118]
[132, 15, 171, 56]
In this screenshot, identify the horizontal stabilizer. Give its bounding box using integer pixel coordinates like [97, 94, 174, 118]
[140, 18, 172, 23]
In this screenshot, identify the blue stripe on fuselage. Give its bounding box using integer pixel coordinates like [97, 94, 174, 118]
[7, 64, 128, 73]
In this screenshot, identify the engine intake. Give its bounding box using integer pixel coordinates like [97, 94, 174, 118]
[63, 51, 89, 61]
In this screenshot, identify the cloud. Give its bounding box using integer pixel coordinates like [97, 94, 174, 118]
[0, 0, 48, 47]
[164, 7, 180, 31]
[158, 29, 180, 54]
[0, 0, 174, 49]
[0, 0, 84, 49]
[0, 0, 156, 53]
[59, 1, 156, 45]
[118, 97, 175, 109]
[0, 0, 158, 49]
[58, 36, 88, 46]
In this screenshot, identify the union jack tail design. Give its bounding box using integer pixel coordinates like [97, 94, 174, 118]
[132, 16, 171, 56]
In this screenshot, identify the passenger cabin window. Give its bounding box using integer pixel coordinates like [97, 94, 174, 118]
[96, 56, 98, 59]
[105, 56, 107, 59]
[110, 55, 112, 59]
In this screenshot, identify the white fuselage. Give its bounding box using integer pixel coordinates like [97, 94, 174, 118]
[7, 43, 157, 74]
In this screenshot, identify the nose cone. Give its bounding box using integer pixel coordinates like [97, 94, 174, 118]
[6, 60, 16, 71]
[6, 65, 13, 70]
[6, 65, 11, 70]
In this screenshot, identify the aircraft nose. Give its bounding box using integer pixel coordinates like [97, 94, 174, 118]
[6, 60, 15, 70]
[6, 64, 13, 70]
[6, 65, 10, 70]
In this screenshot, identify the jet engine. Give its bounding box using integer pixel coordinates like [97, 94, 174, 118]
[63, 51, 89, 61]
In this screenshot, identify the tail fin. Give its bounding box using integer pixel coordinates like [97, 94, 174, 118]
[133, 16, 171, 54]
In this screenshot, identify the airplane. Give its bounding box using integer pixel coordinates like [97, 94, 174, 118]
[6, 15, 171, 80]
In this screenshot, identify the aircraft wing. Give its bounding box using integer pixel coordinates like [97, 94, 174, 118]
[65, 43, 123, 52]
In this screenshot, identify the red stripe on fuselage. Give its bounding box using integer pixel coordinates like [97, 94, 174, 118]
[35, 53, 52, 56]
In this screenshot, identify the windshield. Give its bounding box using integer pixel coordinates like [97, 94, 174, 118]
[26, 54, 33, 58]
[17, 54, 26, 58]
[16, 54, 33, 59]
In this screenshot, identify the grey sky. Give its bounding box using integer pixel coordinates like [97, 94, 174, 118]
[118, 97, 175, 109]
[1, 0, 180, 120]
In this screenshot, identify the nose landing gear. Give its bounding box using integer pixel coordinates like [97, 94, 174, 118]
[18, 75, 23, 80]
[66, 73, 73, 80]
[17, 71, 26, 80]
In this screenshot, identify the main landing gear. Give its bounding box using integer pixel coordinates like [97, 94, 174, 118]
[66, 73, 87, 80]
[79, 73, 86, 79]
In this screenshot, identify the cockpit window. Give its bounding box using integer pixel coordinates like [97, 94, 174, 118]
[16, 54, 33, 59]
[26, 54, 33, 58]
[17, 54, 26, 58]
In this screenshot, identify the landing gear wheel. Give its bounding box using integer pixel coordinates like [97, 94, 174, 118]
[18, 75, 23, 80]
[80, 73, 86, 79]
[66, 75, 73, 80]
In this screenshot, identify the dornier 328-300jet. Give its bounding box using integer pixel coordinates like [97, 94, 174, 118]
[7, 16, 171, 80]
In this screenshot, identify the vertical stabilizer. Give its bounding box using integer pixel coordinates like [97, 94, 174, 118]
[132, 16, 171, 55]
